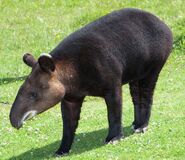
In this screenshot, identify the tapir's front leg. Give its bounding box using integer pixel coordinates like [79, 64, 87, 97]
[55, 97, 84, 156]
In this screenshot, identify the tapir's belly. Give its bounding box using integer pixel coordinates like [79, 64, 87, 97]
[121, 58, 154, 84]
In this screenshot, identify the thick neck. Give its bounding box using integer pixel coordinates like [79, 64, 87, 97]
[54, 59, 79, 94]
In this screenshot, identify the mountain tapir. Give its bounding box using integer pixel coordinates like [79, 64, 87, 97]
[10, 8, 173, 156]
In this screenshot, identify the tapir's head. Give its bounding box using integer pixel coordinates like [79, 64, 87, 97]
[10, 53, 65, 129]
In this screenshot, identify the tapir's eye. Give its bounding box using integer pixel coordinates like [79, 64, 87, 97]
[29, 92, 37, 100]
[40, 85, 48, 89]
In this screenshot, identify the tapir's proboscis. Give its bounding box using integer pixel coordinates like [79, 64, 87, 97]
[10, 8, 173, 156]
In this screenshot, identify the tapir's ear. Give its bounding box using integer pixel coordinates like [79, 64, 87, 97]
[38, 54, 55, 73]
[23, 53, 37, 67]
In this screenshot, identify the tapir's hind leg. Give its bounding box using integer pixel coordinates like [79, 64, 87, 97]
[104, 85, 123, 143]
[129, 68, 161, 133]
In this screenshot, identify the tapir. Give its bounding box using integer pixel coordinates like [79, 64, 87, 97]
[10, 8, 173, 156]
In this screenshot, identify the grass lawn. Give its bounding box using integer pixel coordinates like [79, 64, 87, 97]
[0, 0, 185, 159]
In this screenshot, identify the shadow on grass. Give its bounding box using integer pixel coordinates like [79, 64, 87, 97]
[0, 76, 27, 85]
[8, 126, 133, 160]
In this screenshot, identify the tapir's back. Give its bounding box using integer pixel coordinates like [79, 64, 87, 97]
[80, 8, 172, 61]
[51, 8, 173, 84]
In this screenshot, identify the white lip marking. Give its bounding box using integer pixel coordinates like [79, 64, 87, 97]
[20, 110, 37, 125]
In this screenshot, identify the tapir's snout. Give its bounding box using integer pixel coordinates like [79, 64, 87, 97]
[10, 99, 38, 129]
[10, 118, 22, 129]
[9, 90, 24, 129]
[10, 107, 38, 129]
[9, 106, 22, 129]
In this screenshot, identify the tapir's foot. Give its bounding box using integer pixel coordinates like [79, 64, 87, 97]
[54, 150, 69, 157]
[131, 124, 148, 133]
[105, 133, 123, 144]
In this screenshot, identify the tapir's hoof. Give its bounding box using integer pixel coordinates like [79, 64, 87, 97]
[131, 125, 148, 133]
[105, 134, 123, 144]
[54, 151, 69, 157]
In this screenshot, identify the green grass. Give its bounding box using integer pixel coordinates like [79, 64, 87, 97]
[0, 0, 185, 159]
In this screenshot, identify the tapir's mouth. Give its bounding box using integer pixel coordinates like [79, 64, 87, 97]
[10, 110, 38, 129]
[19, 110, 38, 127]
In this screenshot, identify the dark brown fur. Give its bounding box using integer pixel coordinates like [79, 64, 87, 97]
[10, 8, 173, 156]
